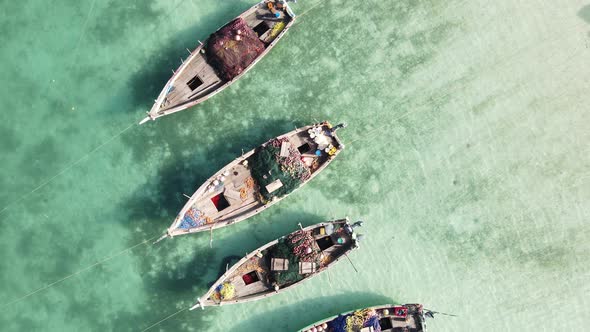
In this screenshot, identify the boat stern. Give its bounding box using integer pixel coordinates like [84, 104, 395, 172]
[343, 218, 364, 248]
[284, 0, 297, 18]
[326, 121, 347, 150]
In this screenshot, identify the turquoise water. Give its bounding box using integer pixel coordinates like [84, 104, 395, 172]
[1, 0, 589, 331]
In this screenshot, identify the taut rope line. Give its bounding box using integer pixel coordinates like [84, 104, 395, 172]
[0, 123, 136, 217]
[1, 234, 158, 309]
[141, 307, 189, 332]
[296, 0, 325, 19]
[71, 0, 98, 61]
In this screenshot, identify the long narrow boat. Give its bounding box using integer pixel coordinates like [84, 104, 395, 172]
[140, 0, 296, 124]
[299, 304, 433, 332]
[190, 219, 363, 309]
[155, 121, 346, 241]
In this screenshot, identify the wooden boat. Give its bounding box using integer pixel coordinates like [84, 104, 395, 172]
[298, 303, 433, 332]
[190, 219, 363, 309]
[140, 0, 296, 124]
[155, 121, 346, 242]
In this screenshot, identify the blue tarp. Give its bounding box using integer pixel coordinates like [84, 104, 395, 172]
[178, 207, 207, 229]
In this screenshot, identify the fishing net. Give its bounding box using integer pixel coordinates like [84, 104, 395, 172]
[210, 282, 235, 302]
[268, 229, 320, 286]
[328, 309, 381, 332]
[206, 18, 265, 81]
[364, 315, 381, 331]
[328, 315, 349, 332]
[249, 138, 311, 201]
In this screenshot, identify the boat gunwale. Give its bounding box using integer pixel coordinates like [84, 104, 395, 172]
[192, 218, 355, 309]
[142, 1, 297, 123]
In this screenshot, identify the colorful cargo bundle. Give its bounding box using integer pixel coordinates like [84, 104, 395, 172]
[210, 282, 235, 302]
[327, 308, 381, 332]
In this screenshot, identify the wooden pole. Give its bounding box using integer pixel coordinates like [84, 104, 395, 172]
[209, 227, 213, 248]
[344, 253, 358, 273]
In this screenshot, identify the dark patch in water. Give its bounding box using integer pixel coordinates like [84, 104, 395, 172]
[18, 136, 61, 183]
[0, 124, 21, 153]
[215, 255, 241, 281]
[38, 259, 219, 332]
[89, 0, 161, 44]
[17, 222, 95, 282]
[578, 5, 590, 24]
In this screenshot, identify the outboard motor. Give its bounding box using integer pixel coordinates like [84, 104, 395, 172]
[344, 223, 353, 234]
[352, 233, 364, 249]
[332, 122, 348, 132]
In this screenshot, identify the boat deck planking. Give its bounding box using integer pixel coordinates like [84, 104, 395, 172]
[161, 55, 221, 111]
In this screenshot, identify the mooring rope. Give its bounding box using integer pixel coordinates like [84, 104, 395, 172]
[141, 307, 189, 332]
[1, 234, 158, 309]
[295, 0, 326, 19]
[345, 107, 421, 147]
[0, 123, 136, 217]
[71, 0, 98, 61]
[0, 0, 140, 219]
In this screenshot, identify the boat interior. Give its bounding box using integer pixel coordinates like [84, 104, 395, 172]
[303, 305, 425, 332]
[207, 221, 354, 304]
[377, 305, 423, 332]
[289, 124, 341, 171]
[171, 124, 340, 235]
[156, 0, 294, 114]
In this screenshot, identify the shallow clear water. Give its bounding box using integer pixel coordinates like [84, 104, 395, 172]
[1, 0, 589, 331]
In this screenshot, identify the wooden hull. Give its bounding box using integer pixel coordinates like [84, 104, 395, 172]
[140, 1, 296, 124]
[191, 219, 361, 309]
[298, 304, 429, 332]
[162, 121, 345, 239]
